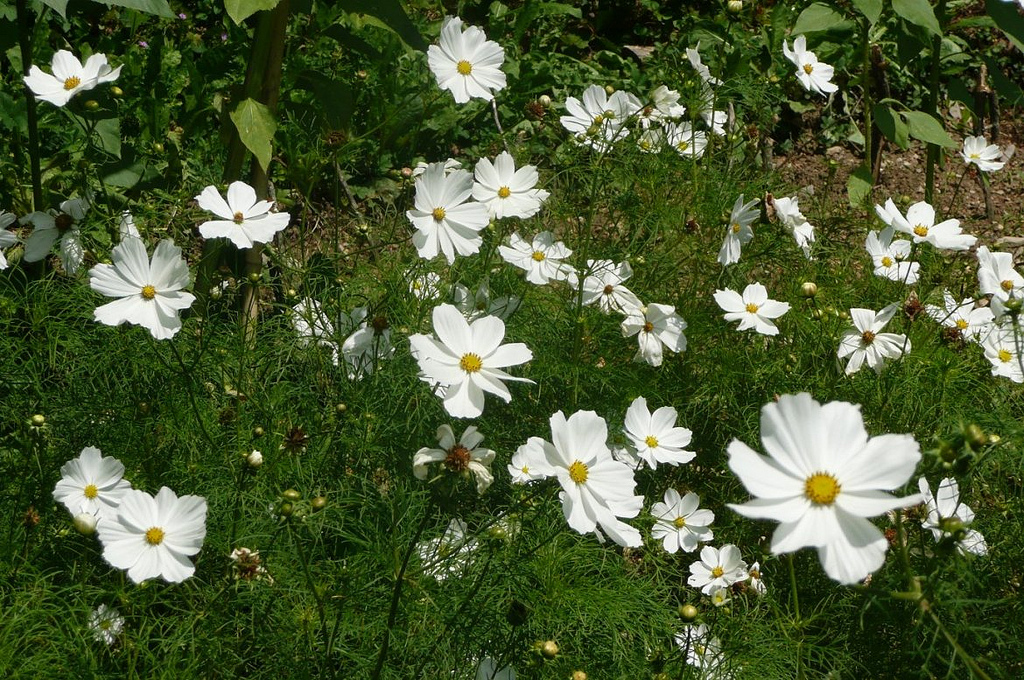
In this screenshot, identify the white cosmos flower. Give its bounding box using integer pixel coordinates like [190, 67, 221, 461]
[638, 85, 686, 128]
[24, 50, 122, 107]
[413, 424, 495, 494]
[676, 624, 729, 679]
[53, 446, 132, 523]
[874, 198, 975, 251]
[865, 227, 919, 284]
[651, 489, 714, 553]
[409, 271, 442, 300]
[782, 35, 838, 96]
[976, 245, 1024, 302]
[837, 304, 909, 375]
[621, 303, 687, 366]
[918, 477, 987, 556]
[961, 135, 1004, 172]
[515, 410, 644, 547]
[409, 304, 533, 418]
[427, 16, 506, 104]
[727, 393, 922, 584]
[623, 396, 695, 468]
[0, 211, 17, 269]
[119, 211, 140, 241]
[472, 152, 549, 219]
[412, 158, 461, 177]
[773, 195, 814, 258]
[981, 326, 1024, 383]
[97, 487, 207, 583]
[508, 446, 544, 484]
[718, 194, 759, 266]
[88, 604, 124, 647]
[291, 298, 337, 357]
[664, 122, 708, 158]
[88, 237, 195, 340]
[406, 163, 489, 264]
[22, 197, 88, 274]
[339, 307, 394, 380]
[746, 562, 767, 595]
[713, 283, 790, 336]
[636, 127, 665, 153]
[560, 84, 641, 152]
[417, 518, 477, 581]
[196, 181, 290, 248]
[452, 282, 520, 321]
[498, 231, 574, 285]
[577, 259, 642, 314]
[925, 291, 993, 342]
[688, 544, 748, 594]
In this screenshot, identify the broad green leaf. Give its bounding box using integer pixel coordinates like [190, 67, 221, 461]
[322, 24, 382, 61]
[900, 110, 956, 148]
[850, 0, 882, 24]
[297, 71, 353, 130]
[873, 103, 909, 149]
[224, 0, 281, 25]
[340, 0, 426, 52]
[93, 117, 121, 158]
[847, 162, 874, 208]
[791, 3, 853, 34]
[892, 0, 941, 37]
[986, 0, 1024, 52]
[229, 98, 276, 171]
[95, 0, 174, 18]
[40, 0, 69, 19]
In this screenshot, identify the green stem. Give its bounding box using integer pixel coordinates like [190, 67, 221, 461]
[862, 18, 873, 180]
[787, 554, 804, 679]
[287, 521, 328, 642]
[924, 0, 947, 204]
[15, 0, 42, 210]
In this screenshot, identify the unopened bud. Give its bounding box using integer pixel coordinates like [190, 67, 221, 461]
[73, 512, 98, 535]
[678, 603, 699, 621]
[110, 86, 123, 97]
[282, 488, 301, 501]
[538, 94, 552, 108]
[85, 100, 99, 110]
[311, 496, 327, 512]
[800, 281, 818, 298]
[247, 450, 263, 467]
[247, 272, 261, 284]
[30, 414, 46, 427]
[541, 640, 559, 659]
[572, 672, 587, 680]
[965, 424, 987, 451]
[727, 0, 743, 12]
[604, 85, 615, 95]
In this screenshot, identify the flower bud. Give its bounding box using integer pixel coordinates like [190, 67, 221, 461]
[30, 414, 46, 427]
[541, 640, 559, 659]
[278, 501, 293, 517]
[538, 94, 552, 108]
[572, 672, 587, 680]
[85, 100, 99, 110]
[727, 0, 742, 12]
[153, 142, 164, 153]
[336, 403, 347, 414]
[311, 496, 327, 512]
[604, 85, 615, 95]
[965, 424, 987, 451]
[73, 512, 97, 535]
[800, 282, 818, 298]
[247, 450, 263, 467]
[110, 86, 124, 97]
[247, 272, 261, 284]
[678, 603, 698, 621]
[282, 488, 301, 501]
[401, 167, 413, 178]
[253, 426, 265, 438]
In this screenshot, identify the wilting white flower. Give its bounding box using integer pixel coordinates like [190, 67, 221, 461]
[650, 488, 714, 553]
[22, 197, 89, 274]
[918, 477, 987, 556]
[746, 562, 767, 595]
[837, 304, 910, 375]
[498, 231, 574, 285]
[410, 272, 442, 300]
[676, 624, 730, 679]
[472, 152, 549, 219]
[773, 195, 815, 258]
[686, 44, 722, 85]
[560, 84, 641, 152]
[623, 396, 695, 468]
[88, 604, 124, 646]
[88, 237, 195, 340]
[196, 181, 290, 249]
[961, 135, 1005, 173]
[727, 393, 922, 584]
[865, 227, 919, 285]
[718, 195, 759, 266]
[713, 283, 790, 336]
[406, 163, 489, 264]
[638, 85, 686, 128]
[688, 544, 748, 594]
[621, 303, 687, 366]
[782, 35, 838, 96]
[0, 211, 18, 270]
[53, 446, 132, 523]
[24, 50, 121, 107]
[925, 291, 993, 342]
[427, 16, 506, 104]
[413, 424, 495, 494]
[664, 122, 708, 158]
[577, 259, 642, 314]
[874, 198, 975, 251]
[97, 487, 207, 583]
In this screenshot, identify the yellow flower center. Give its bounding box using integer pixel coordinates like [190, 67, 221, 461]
[881, 256, 893, 268]
[459, 353, 482, 373]
[998, 349, 1012, 363]
[233, 211, 245, 224]
[913, 225, 929, 237]
[969, 153, 980, 160]
[673, 516, 687, 528]
[955, 319, 968, 330]
[64, 76, 81, 90]
[640, 140, 651, 150]
[804, 472, 841, 505]
[643, 321, 654, 333]
[677, 141, 689, 151]
[456, 60, 472, 76]
[432, 207, 446, 222]
[83, 484, 98, 499]
[531, 250, 546, 261]
[803, 64, 814, 75]
[644, 435, 659, 448]
[145, 527, 165, 545]
[749, 568, 760, 579]
[731, 222, 741, 233]
[141, 285, 156, 300]
[1001, 280, 1014, 292]
[520, 465, 530, 474]
[861, 330, 876, 344]
[593, 114, 604, 125]
[711, 566, 724, 578]
[99, 619, 113, 631]
[497, 186, 511, 198]
[568, 460, 588, 484]
[745, 303, 759, 313]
